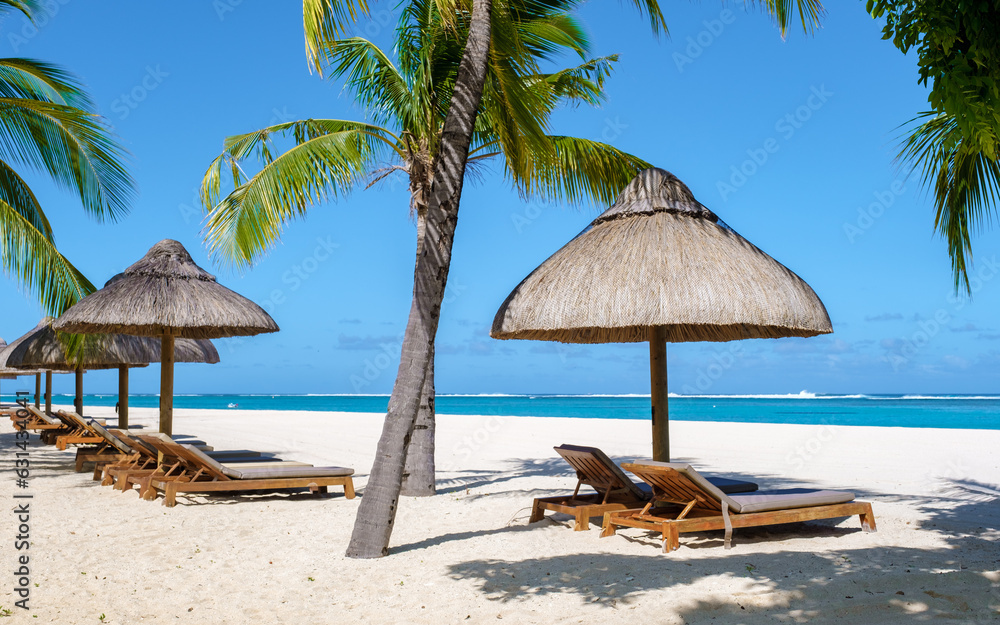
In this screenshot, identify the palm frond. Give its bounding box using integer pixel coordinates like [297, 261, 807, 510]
[0, 157, 51, 240]
[514, 135, 653, 206]
[0, 58, 94, 110]
[0, 98, 134, 221]
[0, 0, 39, 20]
[898, 111, 1000, 292]
[749, 0, 825, 36]
[324, 38, 415, 128]
[303, 0, 370, 74]
[0, 197, 94, 316]
[203, 122, 395, 270]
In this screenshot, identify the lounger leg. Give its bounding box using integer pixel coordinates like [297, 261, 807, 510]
[140, 479, 158, 501]
[600, 513, 617, 538]
[344, 478, 355, 500]
[317, 485, 328, 494]
[163, 484, 177, 507]
[93, 465, 104, 481]
[662, 523, 680, 553]
[101, 470, 115, 487]
[75, 453, 85, 472]
[529, 498, 544, 524]
[859, 503, 877, 532]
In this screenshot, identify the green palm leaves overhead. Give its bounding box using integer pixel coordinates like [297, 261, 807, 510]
[0, 2, 135, 315]
[203, 1, 657, 270]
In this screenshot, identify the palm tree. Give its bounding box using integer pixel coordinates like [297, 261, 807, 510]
[205, 0, 826, 558]
[201, 0, 651, 495]
[0, 0, 135, 315]
[346, 0, 826, 559]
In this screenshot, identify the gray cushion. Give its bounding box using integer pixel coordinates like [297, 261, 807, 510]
[632, 461, 854, 514]
[222, 464, 355, 480]
[729, 489, 855, 513]
[181, 444, 353, 480]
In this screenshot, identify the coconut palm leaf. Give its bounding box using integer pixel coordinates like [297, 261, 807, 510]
[303, 0, 371, 74]
[0, 97, 133, 221]
[510, 135, 653, 206]
[0, 58, 96, 110]
[752, 0, 825, 35]
[0, 157, 51, 240]
[899, 111, 1000, 292]
[0, 196, 94, 314]
[203, 120, 398, 269]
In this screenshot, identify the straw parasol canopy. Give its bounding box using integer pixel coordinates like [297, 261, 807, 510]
[54, 239, 278, 435]
[491, 168, 832, 460]
[1, 318, 219, 422]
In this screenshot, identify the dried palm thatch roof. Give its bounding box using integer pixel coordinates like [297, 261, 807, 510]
[53, 239, 279, 339]
[0, 319, 219, 371]
[0, 338, 18, 378]
[492, 168, 832, 344]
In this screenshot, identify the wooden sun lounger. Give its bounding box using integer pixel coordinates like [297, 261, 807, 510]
[9, 406, 68, 438]
[136, 434, 355, 507]
[98, 430, 273, 490]
[600, 461, 876, 553]
[530, 445, 759, 531]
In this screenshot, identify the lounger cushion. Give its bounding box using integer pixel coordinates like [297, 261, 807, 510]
[221, 464, 355, 480]
[632, 461, 854, 514]
[181, 445, 353, 480]
[729, 489, 856, 513]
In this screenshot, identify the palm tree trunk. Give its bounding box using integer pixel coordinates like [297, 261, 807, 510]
[401, 343, 436, 496]
[346, 0, 493, 559]
[401, 205, 438, 497]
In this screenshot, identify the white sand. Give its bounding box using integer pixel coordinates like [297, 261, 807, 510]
[2, 405, 998, 624]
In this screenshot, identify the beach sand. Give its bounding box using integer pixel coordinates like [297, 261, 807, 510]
[2, 405, 998, 624]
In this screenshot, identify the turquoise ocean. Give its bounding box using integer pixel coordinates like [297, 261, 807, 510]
[4, 392, 999, 431]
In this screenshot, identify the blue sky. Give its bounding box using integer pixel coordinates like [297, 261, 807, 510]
[2, 2, 998, 396]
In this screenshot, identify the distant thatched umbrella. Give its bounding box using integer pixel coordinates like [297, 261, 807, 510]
[491, 168, 832, 461]
[0, 336, 47, 408]
[54, 239, 278, 435]
[2, 318, 219, 425]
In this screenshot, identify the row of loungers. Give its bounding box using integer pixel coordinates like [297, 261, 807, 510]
[8, 405, 355, 507]
[532, 444, 876, 553]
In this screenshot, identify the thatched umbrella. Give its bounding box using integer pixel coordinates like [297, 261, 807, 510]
[2, 318, 219, 425]
[491, 168, 832, 461]
[0, 337, 47, 408]
[54, 239, 278, 435]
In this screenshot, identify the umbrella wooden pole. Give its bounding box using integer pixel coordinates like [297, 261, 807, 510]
[34, 373, 40, 408]
[44, 371, 52, 415]
[118, 366, 129, 429]
[74, 366, 84, 416]
[649, 327, 669, 462]
[159, 333, 175, 437]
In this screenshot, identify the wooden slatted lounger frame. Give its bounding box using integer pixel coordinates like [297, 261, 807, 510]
[137, 435, 355, 507]
[530, 445, 759, 531]
[600, 461, 876, 553]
